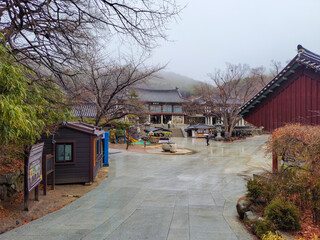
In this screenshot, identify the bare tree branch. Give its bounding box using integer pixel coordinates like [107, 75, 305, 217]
[208, 63, 255, 138]
[69, 50, 164, 125]
[0, 0, 180, 81]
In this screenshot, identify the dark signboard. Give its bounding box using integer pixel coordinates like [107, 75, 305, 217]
[28, 142, 44, 191]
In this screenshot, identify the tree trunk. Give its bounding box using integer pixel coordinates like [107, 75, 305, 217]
[95, 115, 102, 126]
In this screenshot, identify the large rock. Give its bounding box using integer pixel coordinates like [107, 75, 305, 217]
[0, 171, 24, 199]
[254, 198, 266, 205]
[162, 142, 177, 153]
[236, 198, 252, 219]
[169, 144, 177, 153]
[244, 211, 262, 223]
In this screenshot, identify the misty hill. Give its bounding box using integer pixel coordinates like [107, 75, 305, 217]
[137, 71, 203, 95]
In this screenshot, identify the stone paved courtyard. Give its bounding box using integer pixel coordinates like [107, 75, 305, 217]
[0, 135, 271, 240]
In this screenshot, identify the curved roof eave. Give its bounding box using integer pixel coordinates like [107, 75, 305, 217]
[239, 45, 320, 115]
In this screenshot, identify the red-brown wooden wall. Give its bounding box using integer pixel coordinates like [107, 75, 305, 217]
[244, 73, 320, 132]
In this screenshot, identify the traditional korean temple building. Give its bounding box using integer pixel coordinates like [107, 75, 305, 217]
[135, 88, 187, 124]
[240, 45, 320, 132]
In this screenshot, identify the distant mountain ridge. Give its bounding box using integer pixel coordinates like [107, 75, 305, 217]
[137, 71, 203, 94]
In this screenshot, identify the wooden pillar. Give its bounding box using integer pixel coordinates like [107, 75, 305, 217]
[43, 155, 47, 196]
[272, 151, 278, 173]
[35, 186, 39, 201]
[24, 151, 29, 211]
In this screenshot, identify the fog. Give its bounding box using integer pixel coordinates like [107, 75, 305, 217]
[146, 0, 320, 82]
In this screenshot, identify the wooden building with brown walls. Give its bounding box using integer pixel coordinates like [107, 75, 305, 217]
[135, 88, 187, 125]
[240, 45, 320, 132]
[41, 122, 104, 184]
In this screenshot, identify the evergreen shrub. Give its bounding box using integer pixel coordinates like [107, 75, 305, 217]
[264, 198, 300, 230]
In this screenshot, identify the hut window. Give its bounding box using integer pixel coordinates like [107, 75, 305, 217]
[96, 139, 102, 156]
[56, 143, 74, 163]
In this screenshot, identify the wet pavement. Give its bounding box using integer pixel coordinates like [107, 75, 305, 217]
[0, 135, 271, 240]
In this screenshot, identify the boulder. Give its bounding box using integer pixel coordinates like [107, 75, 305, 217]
[236, 198, 252, 219]
[169, 144, 177, 153]
[162, 142, 177, 153]
[254, 198, 267, 205]
[6, 172, 15, 185]
[244, 211, 262, 223]
[0, 171, 24, 199]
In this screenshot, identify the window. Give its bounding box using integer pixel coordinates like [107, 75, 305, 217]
[150, 105, 161, 113]
[173, 105, 182, 113]
[96, 139, 102, 156]
[163, 105, 172, 113]
[56, 143, 74, 163]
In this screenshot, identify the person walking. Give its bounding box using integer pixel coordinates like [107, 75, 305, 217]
[206, 134, 210, 146]
[167, 120, 172, 129]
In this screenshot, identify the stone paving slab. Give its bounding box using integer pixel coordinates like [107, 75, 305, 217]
[0, 135, 270, 240]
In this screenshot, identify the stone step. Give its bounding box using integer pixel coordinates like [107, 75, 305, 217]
[171, 128, 184, 137]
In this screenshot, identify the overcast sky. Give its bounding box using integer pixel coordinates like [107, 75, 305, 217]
[146, 0, 320, 82]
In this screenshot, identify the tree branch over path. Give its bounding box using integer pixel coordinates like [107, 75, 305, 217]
[0, 0, 180, 81]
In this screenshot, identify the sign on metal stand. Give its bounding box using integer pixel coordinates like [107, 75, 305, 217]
[24, 142, 44, 211]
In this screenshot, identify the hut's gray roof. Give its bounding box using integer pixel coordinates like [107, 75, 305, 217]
[61, 121, 104, 136]
[240, 45, 320, 115]
[135, 88, 186, 103]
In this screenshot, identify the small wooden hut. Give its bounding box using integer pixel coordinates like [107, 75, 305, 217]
[41, 122, 104, 184]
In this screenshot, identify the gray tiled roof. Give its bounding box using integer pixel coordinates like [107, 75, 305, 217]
[240, 45, 320, 115]
[61, 121, 104, 136]
[135, 88, 186, 103]
[187, 123, 214, 130]
[73, 103, 97, 118]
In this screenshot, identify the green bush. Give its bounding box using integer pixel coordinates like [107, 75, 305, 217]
[247, 178, 277, 202]
[264, 198, 300, 230]
[254, 220, 275, 239]
[247, 178, 264, 200]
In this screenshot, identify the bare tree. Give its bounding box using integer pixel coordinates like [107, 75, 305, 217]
[250, 66, 268, 88]
[208, 63, 256, 138]
[183, 96, 205, 125]
[193, 82, 216, 99]
[0, 0, 180, 80]
[70, 51, 163, 125]
[270, 60, 282, 78]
